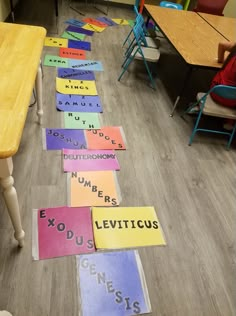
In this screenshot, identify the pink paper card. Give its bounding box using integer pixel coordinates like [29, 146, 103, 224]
[32, 206, 95, 260]
[63, 149, 120, 172]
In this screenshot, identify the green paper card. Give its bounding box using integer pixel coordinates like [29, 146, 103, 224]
[44, 55, 69, 68]
[128, 20, 135, 27]
[61, 31, 86, 41]
[64, 112, 101, 129]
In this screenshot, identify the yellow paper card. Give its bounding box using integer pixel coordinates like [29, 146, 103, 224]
[44, 37, 68, 48]
[92, 206, 166, 249]
[56, 78, 98, 95]
[112, 19, 129, 25]
[82, 24, 106, 33]
[70, 171, 121, 207]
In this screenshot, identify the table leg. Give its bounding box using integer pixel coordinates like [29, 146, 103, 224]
[54, 0, 59, 17]
[9, 0, 15, 22]
[170, 67, 193, 117]
[35, 63, 43, 125]
[0, 158, 25, 247]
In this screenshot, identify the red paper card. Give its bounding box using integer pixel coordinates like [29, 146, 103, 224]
[85, 127, 126, 150]
[59, 47, 86, 60]
[32, 206, 95, 260]
[83, 18, 108, 28]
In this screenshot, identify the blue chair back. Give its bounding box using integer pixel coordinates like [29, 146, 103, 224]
[209, 85, 236, 100]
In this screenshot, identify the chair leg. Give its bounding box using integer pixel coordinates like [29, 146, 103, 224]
[227, 122, 236, 149]
[143, 58, 156, 89]
[188, 110, 203, 145]
[118, 56, 135, 81]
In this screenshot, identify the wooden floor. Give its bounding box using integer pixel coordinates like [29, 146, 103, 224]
[1, 1, 236, 315]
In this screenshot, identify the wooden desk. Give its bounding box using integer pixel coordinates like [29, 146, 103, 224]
[0, 22, 46, 246]
[145, 5, 226, 69]
[198, 12, 236, 42]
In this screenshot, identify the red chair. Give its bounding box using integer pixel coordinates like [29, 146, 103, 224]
[193, 0, 228, 16]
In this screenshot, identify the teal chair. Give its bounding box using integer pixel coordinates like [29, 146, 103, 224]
[123, 8, 159, 50]
[184, 85, 236, 149]
[118, 23, 160, 89]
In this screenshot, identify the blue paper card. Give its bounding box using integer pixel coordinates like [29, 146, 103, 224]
[66, 25, 94, 36]
[65, 19, 85, 27]
[57, 68, 95, 80]
[68, 40, 91, 51]
[68, 59, 103, 71]
[96, 16, 117, 26]
[56, 93, 103, 112]
[43, 128, 87, 150]
[78, 250, 151, 316]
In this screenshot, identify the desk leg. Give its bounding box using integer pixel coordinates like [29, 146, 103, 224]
[0, 158, 25, 247]
[35, 64, 43, 125]
[170, 67, 193, 117]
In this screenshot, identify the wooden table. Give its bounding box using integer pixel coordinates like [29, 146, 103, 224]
[0, 22, 46, 246]
[144, 5, 228, 115]
[197, 12, 236, 42]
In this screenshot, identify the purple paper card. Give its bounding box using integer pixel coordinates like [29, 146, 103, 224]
[56, 93, 103, 112]
[78, 251, 151, 316]
[66, 25, 94, 36]
[96, 16, 117, 26]
[63, 149, 120, 172]
[68, 40, 91, 51]
[43, 128, 87, 150]
[57, 68, 95, 80]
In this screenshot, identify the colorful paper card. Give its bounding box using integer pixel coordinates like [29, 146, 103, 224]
[44, 37, 68, 48]
[64, 112, 101, 129]
[82, 23, 105, 33]
[85, 127, 126, 150]
[57, 68, 95, 80]
[66, 25, 94, 36]
[44, 55, 68, 68]
[83, 17, 108, 28]
[59, 48, 86, 60]
[61, 30, 86, 41]
[112, 19, 129, 25]
[56, 94, 102, 112]
[42, 128, 86, 150]
[68, 39, 91, 51]
[92, 206, 166, 249]
[32, 206, 95, 260]
[69, 171, 121, 207]
[128, 20, 135, 27]
[96, 16, 118, 26]
[77, 250, 151, 316]
[65, 19, 85, 27]
[63, 149, 120, 172]
[68, 59, 103, 71]
[56, 78, 98, 95]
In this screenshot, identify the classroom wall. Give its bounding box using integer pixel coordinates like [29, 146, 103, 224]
[0, 0, 10, 21]
[223, 0, 236, 18]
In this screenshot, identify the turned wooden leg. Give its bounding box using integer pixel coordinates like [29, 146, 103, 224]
[0, 158, 25, 247]
[35, 62, 43, 125]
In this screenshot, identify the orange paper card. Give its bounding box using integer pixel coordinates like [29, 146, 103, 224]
[59, 48, 86, 60]
[83, 18, 108, 28]
[69, 171, 121, 207]
[85, 127, 126, 150]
